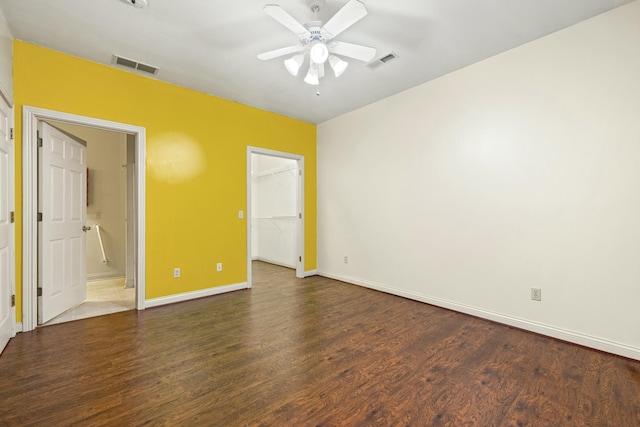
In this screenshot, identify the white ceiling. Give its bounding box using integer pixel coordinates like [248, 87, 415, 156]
[0, 0, 632, 124]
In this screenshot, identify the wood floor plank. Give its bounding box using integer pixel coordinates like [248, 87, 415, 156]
[1, 261, 639, 426]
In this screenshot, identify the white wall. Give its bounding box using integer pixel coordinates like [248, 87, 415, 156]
[52, 122, 127, 281]
[251, 154, 298, 268]
[318, 1, 640, 359]
[0, 7, 12, 100]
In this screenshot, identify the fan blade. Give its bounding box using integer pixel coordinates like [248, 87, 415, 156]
[329, 41, 376, 62]
[263, 5, 310, 38]
[258, 45, 304, 61]
[321, 0, 368, 39]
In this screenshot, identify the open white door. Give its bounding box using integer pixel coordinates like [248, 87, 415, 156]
[38, 122, 87, 324]
[0, 95, 12, 351]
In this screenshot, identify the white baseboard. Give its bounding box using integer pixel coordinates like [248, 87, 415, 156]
[124, 278, 135, 289]
[253, 257, 317, 278]
[318, 270, 640, 361]
[13, 322, 23, 336]
[304, 269, 318, 278]
[255, 256, 296, 269]
[145, 282, 249, 308]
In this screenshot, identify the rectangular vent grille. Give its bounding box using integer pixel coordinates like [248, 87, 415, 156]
[366, 52, 398, 70]
[112, 55, 159, 75]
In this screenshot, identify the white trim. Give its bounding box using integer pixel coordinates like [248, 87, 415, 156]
[22, 106, 147, 332]
[255, 257, 296, 269]
[145, 282, 248, 308]
[9, 101, 14, 338]
[247, 147, 305, 288]
[303, 270, 317, 278]
[318, 270, 640, 361]
[13, 323, 22, 334]
[6, 93, 15, 339]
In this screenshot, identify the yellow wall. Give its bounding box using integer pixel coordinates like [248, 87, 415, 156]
[13, 40, 316, 318]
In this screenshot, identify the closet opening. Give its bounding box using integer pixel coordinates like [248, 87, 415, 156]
[246, 147, 304, 288]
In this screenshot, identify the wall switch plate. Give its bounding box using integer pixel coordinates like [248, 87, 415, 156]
[174, 268, 180, 278]
[344, 256, 349, 264]
[217, 263, 222, 272]
[531, 288, 541, 301]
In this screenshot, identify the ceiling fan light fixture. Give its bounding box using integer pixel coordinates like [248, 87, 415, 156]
[304, 65, 320, 85]
[257, 0, 377, 87]
[284, 54, 305, 76]
[328, 55, 348, 77]
[309, 42, 329, 64]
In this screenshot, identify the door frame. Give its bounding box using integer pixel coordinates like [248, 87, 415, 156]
[247, 147, 304, 287]
[22, 106, 146, 331]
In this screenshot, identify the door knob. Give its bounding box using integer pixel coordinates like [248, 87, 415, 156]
[83, 225, 91, 232]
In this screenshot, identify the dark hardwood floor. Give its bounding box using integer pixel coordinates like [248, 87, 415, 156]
[1, 261, 639, 426]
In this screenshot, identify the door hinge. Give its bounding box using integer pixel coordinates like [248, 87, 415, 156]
[9, 128, 13, 141]
[37, 212, 43, 222]
[299, 256, 302, 262]
[37, 287, 43, 297]
[299, 170, 302, 176]
[298, 213, 302, 219]
[37, 137, 43, 148]
[11, 294, 15, 307]
[10, 211, 14, 223]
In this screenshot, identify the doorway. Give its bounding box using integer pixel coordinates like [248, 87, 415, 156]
[246, 147, 304, 288]
[22, 106, 146, 332]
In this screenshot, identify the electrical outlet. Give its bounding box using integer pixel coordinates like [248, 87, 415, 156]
[344, 256, 349, 264]
[174, 268, 180, 278]
[531, 288, 541, 301]
[216, 263, 222, 272]
[238, 210, 244, 219]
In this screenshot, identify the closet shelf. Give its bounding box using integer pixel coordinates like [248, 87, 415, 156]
[253, 216, 297, 231]
[252, 164, 297, 180]
[253, 216, 297, 220]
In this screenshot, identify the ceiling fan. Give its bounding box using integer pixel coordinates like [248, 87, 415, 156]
[257, 0, 377, 86]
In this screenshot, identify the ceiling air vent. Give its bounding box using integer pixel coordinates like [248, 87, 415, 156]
[366, 52, 398, 70]
[112, 55, 159, 75]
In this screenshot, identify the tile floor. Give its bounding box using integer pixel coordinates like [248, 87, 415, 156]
[44, 278, 135, 326]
